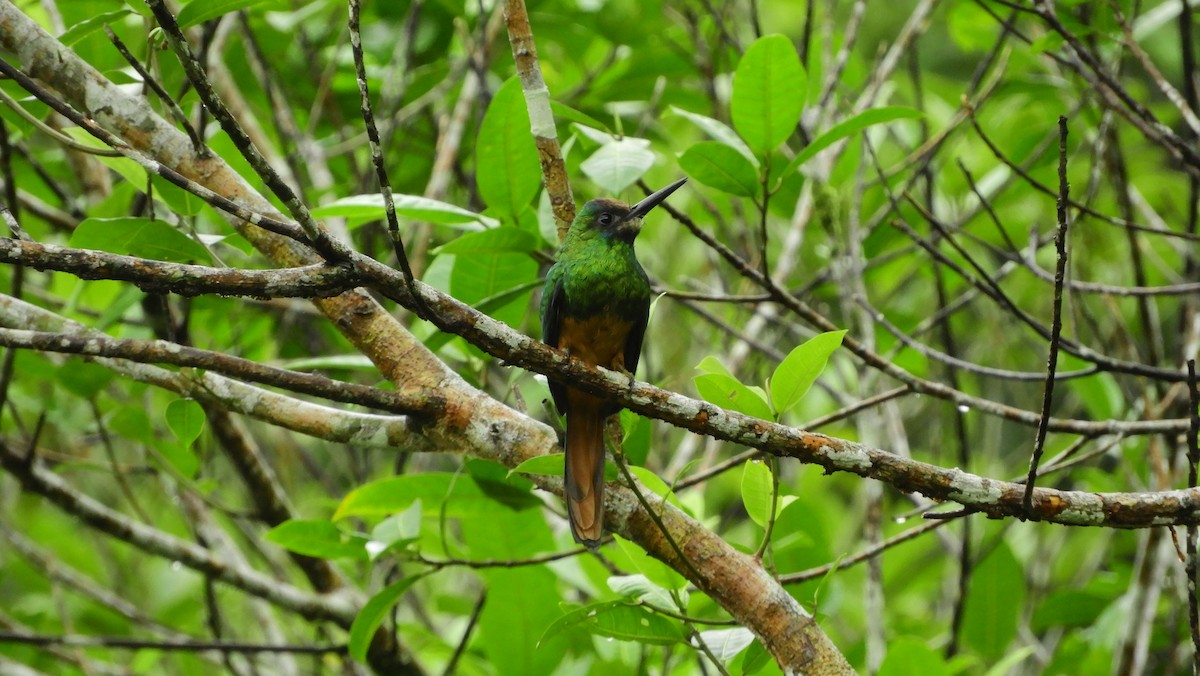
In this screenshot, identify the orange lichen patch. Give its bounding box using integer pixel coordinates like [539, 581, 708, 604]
[1038, 492, 1068, 516]
[694, 408, 710, 425]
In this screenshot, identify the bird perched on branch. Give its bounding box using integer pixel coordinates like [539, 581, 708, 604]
[540, 178, 687, 548]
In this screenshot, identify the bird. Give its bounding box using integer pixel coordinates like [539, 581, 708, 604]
[540, 178, 687, 548]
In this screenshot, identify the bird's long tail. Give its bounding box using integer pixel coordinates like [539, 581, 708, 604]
[565, 392, 606, 548]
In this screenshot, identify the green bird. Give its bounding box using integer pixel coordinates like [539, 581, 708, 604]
[541, 178, 687, 547]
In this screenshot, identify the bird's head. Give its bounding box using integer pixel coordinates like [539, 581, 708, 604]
[571, 178, 688, 243]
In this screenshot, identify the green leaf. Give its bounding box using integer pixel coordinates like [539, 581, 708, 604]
[334, 473, 536, 520]
[1032, 590, 1112, 631]
[158, 442, 199, 479]
[628, 466, 682, 509]
[782, 107, 923, 178]
[580, 137, 657, 193]
[176, 0, 275, 29]
[620, 410, 653, 466]
[731, 34, 806, 156]
[309, 193, 497, 228]
[509, 453, 619, 482]
[540, 601, 684, 646]
[613, 535, 687, 590]
[697, 627, 756, 664]
[551, 101, 610, 133]
[607, 574, 687, 612]
[694, 373, 774, 420]
[677, 142, 760, 197]
[741, 459, 774, 528]
[668, 106, 757, 166]
[71, 217, 212, 264]
[59, 10, 132, 45]
[769, 330, 846, 415]
[348, 576, 424, 663]
[366, 500, 422, 560]
[962, 542, 1024, 662]
[165, 398, 205, 445]
[878, 636, 953, 676]
[510, 454, 565, 476]
[58, 358, 112, 399]
[433, 227, 538, 256]
[982, 647, 1036, 676]
[264, 520, 368, 560]
[476, 77, 542, 221]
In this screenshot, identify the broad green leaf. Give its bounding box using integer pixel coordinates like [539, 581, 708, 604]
[694, 373, 774, 420]
[769, 330, 846, 415]
[71, 217, 212, 264]
[878, 636, 953, 676]
[510, 454, 565, 476]
[476, 77, 542, 221]
[678, 142, 760, 197]
[696, 355, 734, 377]
[1031, 590, 1112, 631]
[982, 647, 1036, 676]
[668, 106, 757, 166]
[310, 193, 497, 228]
[176, 0, 275, 29]
[165, 398, 205, 445]
[731, 34, 806, 156]
[541, 601, 684, 646]
[962, 542, 1024, 662]
[335, 473, 538, 520]
[741, 459, 774, 528]
[108, 405, 153, 443]
[509, 454, 619, 482]
[782, 107, 923, 178]
[59, 10, 132, 45]
[580, 137, 656, 193]
[550, 101, 610, 133]
[348, 576, 424, 663]
[607, 574, 687, 612]
[628, 466, 682, 509]
[433, 227, 538, 255]
[366, 500, 422, 560]
[158, 442, 199, 479]
[613, 535, 687, 590]
[264, 520, 368, 560]
[620, 410, 653, 466]
[278, 355, 375, 372]
[59, 358, 112, 399]
[448, 251, 537, 330]
[697, 627, 756, 663]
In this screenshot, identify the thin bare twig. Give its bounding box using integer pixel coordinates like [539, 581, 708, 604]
[1023, 116, 1071, 513]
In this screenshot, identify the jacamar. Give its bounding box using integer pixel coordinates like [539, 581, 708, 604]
[540, 178, 688, 547]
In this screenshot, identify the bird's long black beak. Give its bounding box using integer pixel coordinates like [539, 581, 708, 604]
[624, 177, 687, 221]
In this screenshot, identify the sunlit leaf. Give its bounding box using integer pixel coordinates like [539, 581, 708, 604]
[265, 520, 368, 560]
[176, 0, 276, 29]
[580, 137, 656, 193]
[476, 77, 542, 221]
[678, 141, 759, 197]
[741, 459, 774, 528]
[348, 576, 424, 663]
[311, 193, 497, 228]
[71, 217, 212, 264]
[731, 34, 806, 156]
[694, 373, 774, 420]
[782, 107, 923, 178]
[769, 330, 846, 415]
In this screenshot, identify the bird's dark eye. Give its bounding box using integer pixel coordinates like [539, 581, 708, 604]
[598, 213, 614, 226]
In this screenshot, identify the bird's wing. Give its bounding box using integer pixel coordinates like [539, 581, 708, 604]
[540, 271, 569, 414]
[623, 297, 650, 377]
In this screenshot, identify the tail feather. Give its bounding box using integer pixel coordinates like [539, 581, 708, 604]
[565, 394, 606, 548]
